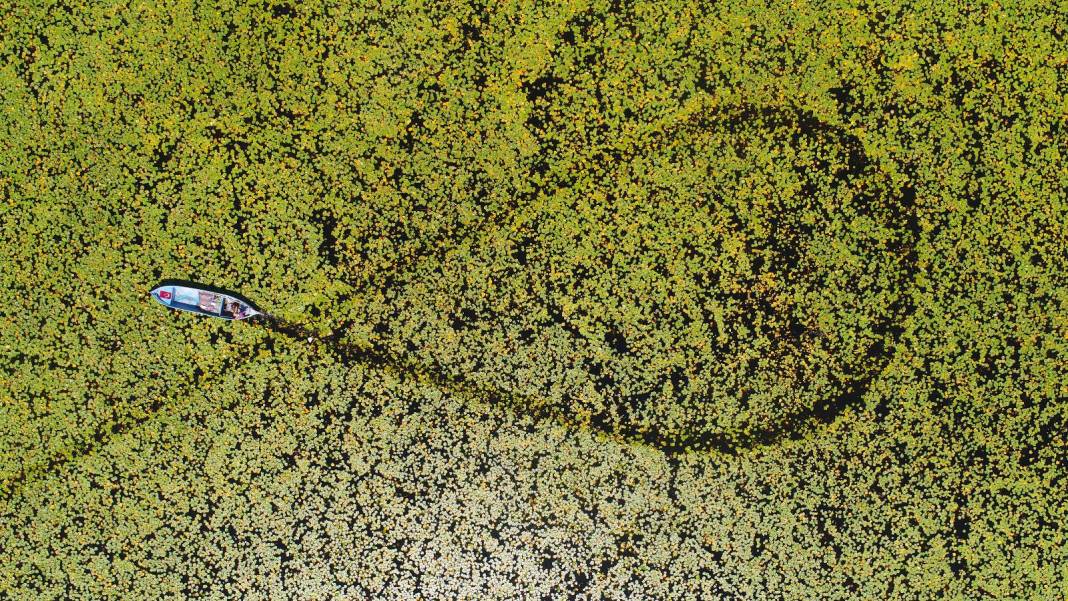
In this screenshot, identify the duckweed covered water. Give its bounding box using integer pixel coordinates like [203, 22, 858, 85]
[1, 0, 1066, 598]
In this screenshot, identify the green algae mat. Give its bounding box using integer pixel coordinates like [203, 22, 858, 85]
[2, 0, 1066, 598]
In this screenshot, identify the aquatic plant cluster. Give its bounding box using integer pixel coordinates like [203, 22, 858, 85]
[1, 0, 1065, 598]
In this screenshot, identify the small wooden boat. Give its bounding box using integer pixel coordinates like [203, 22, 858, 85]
[151, 282, 263, 321]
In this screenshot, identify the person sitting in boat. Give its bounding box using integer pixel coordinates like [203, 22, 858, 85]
[224, 300, 242, 319]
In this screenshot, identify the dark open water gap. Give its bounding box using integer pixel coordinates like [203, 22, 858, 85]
[306, 102, 920, 457]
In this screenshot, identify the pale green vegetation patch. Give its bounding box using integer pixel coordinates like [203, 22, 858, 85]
[1, 0, 1066, 599]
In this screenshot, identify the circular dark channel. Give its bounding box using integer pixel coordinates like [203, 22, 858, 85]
[303, 101, 920, 456]
[299, 99, 920, 456]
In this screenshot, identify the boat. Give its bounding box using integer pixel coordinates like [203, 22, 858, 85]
[150, 281, 263, 321]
